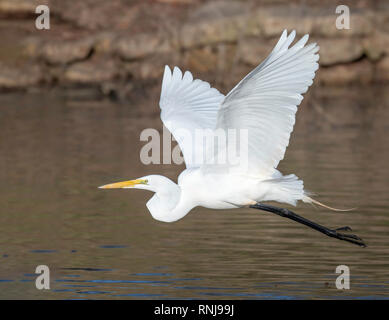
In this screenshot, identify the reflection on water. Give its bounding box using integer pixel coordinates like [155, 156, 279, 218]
[0, 86, 389, 299]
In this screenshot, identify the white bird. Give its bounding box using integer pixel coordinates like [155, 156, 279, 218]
[100, 30, 365, 247]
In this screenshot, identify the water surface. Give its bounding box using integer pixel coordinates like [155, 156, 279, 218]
[0, 86, 388, 299]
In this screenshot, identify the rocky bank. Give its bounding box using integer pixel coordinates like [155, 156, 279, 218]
[1, 0, 389, 97]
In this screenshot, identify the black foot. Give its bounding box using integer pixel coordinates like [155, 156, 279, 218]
[327, 227, 366, 247]
[250, 203, 367, 247]
[335, 226, 352, 232]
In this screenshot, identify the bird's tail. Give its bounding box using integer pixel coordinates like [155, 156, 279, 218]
[302, 195, 355, 212]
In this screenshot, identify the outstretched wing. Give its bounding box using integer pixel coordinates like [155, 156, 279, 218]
[215, 30, 319, 176]
[159, 66, 225, 168]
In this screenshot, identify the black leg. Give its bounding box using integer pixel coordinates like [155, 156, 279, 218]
[250, 203, 366, 247]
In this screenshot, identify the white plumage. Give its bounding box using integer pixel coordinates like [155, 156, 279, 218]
[100, 30, 367, 247]
[217, 30, 319, 176]
[103, 30, 319, 221]
[160, 65, 225, 168]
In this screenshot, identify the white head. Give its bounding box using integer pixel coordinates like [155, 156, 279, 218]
[99, 175, 188, 222]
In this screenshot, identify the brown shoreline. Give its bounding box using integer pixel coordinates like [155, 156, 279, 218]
[1, 0, 389, 96]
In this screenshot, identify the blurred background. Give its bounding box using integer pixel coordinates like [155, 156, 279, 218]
[0, 0, 389, 300]
[1, 0, 389, 95]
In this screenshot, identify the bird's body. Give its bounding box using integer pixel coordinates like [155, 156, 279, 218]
[180, 169, 299, 209]
[100, 30, 366, 247]
[144, 167, 305, 222]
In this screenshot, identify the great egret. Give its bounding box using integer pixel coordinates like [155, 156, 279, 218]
[100, 30, 365, 247]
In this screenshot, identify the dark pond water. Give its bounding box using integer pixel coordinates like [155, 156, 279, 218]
[0, 86, 388, 299]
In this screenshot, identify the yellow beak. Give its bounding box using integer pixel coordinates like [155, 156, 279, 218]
[98, 179, 148, 189]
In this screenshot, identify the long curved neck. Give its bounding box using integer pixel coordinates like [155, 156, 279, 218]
[146, 184, 195, 223]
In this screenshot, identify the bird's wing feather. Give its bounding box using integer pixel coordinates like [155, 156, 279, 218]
[215, 30, 319, 176]
[159, 65, 225, 168]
